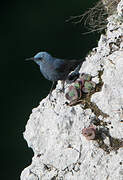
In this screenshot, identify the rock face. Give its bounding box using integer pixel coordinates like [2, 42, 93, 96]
[21, 1, 123, 180]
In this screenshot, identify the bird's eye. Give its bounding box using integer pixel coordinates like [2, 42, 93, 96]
[38, 57, 42, 60]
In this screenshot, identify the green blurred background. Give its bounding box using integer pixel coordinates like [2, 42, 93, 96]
[1, 0, 99, 179]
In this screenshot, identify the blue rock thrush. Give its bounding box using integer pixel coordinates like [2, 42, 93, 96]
[26, 52, 84, 96]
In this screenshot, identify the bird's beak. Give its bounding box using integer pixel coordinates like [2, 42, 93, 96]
[25, 57, 34, 61]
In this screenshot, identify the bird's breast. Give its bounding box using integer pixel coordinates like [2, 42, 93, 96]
[39, 62, 56, 81]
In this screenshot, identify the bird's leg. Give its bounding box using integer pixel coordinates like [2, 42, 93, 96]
[60, 80, 65, 92]
[49, 81, 57, 99]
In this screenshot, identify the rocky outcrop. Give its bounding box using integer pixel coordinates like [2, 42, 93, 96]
[21, 1, 123, 179]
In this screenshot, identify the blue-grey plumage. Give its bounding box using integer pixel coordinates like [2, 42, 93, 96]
[31, 52, 83, 81]
[26, 52, 84, 96]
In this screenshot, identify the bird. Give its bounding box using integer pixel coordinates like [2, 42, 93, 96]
[26, 52, 84, 97]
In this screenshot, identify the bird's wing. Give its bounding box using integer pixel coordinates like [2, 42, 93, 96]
[56, 59, 83, 72]
[68, 59, 83, 71]
[55, 61, 69, 73]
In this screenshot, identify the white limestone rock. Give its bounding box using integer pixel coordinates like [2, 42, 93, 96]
[117, 0, 123, 17]
[21, 1, 123, 180]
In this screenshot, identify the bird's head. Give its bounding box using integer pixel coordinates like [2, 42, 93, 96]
[25, 52, 51, 66]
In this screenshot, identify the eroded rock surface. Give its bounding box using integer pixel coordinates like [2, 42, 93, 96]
[21, 1, 123, 179]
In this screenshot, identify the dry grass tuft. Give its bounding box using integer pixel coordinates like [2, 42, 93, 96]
[67, 0, 120, 34]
